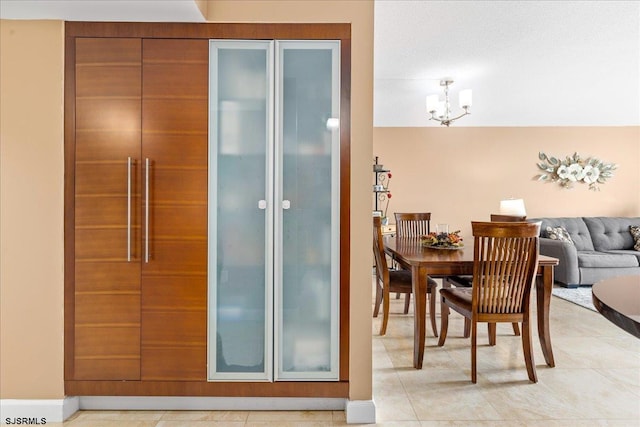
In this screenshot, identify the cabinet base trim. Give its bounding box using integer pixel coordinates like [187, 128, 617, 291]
[0, 397, 79, 423]
[76, 395, 345, 411]
[346, 399, 376, 424]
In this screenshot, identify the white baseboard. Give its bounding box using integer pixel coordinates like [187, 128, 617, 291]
[346, 399, 376, 424]
[78, 396, 346, 412]
[0, 397, 79, 423]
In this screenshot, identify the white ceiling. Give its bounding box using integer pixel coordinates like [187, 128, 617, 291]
[2, 0, 638, 127]
[375, 0, 640, 127]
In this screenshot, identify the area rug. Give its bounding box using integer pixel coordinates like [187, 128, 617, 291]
[551, 286, 596, 312]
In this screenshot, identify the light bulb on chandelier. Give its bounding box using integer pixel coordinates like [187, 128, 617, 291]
[426, 79, 472, 127]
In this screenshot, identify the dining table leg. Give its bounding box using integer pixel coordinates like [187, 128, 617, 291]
[536, 265, 556, 367]
[411, 265, 427, 369]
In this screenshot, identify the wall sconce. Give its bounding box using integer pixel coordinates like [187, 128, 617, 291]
[426, 79, 472, 127]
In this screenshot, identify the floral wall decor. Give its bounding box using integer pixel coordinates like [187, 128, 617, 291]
[536, 152, 617, 191]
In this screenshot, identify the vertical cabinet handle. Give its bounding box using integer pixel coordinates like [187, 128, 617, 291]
[145, 158, 150, 263]
[127, 157, 132, 262]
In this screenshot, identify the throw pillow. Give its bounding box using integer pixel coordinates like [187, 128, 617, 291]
[545, 226, 574, 244]
[630, 225, 640, 251]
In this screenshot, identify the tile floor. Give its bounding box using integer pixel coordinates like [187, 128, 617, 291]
[51, 282, 640, 426]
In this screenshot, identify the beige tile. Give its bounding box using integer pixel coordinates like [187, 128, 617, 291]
[533, 368, 640, 420]
[373, 422, 421, 426]
[71, 411, 164, 421]
[397, 368, 502, 421]
[244, 422, 331, 427]
[64, 420, 157, 427]
[160, 411, 248, 422]
[551, 337, 640, 369]
[593, 368, 640, 396]
[156, 422, 245, 427]
[519, 420, 640, 427]
[331, 410, 346, 422]
[246, 411, 332, 422]
[420, 421, 527, 426]
[374, 394, 419, 422]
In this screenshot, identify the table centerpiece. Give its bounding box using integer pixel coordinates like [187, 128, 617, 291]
[421, 230, 464, 249]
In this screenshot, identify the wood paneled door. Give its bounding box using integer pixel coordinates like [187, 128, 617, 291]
[73, 38, 142, 380]
[70, 37, 208, 381]
[140, 39, 208, 380]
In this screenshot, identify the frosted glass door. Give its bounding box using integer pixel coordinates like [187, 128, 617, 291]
[208, 41, 273, 381]
[275, 41, 340, 380]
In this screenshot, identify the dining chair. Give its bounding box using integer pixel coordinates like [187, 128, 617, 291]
[392, 212, 437, 307]
[444, 213, 528, 338]
[394, 212, 431, 236]
[373, 216, 439, 336]
[437, 221, 541, 383]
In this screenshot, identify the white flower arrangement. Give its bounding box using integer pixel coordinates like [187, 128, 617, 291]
[536, 152, 617, 191]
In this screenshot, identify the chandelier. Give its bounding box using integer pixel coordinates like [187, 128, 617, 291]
[426, 79, 472, 127]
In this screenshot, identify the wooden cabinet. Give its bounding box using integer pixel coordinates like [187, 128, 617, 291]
[71, 37, 208, 381]
[65, 22, 350, 398]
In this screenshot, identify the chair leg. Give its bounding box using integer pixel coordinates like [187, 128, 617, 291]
[463, 318, 471, 338]
[429, 291, 438, 337]
[512, 322, 521, 336]
[373, 283, 382, 318]
[471, 320, 477, 383]
[521, 319, 538, 383]
[403, 293, 411, 314]
[488, 323, 497, 346]
[379, 289, 390, 336]
[437, 297, 449, 346]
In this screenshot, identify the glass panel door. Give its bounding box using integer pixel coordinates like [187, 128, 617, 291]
[275, 41, 340, 380]
[208, 40, 274, 381]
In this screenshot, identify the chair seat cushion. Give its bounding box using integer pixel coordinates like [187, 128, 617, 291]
[389, 269, 437, 290]
[440, 287, 472, 309]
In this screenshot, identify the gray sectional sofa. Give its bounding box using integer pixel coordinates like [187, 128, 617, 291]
[529, 217, 640, 287]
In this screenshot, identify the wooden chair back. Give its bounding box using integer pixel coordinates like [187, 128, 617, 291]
[394, 212, 431, 237]
[471, 221, 540, 317]
[490, 214, 527, 222]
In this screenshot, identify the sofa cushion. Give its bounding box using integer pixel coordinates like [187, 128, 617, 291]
[577, 251, 640, 268]
[583, 217, 640, 251]
[630, 225, 640, 251]
[532, 217, 594, 251]
[605, 249, 640, 264]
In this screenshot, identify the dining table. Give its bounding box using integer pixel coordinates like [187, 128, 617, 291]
[384, 235, 560, 369]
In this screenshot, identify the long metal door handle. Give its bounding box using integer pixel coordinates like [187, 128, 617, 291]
[127, 157, 132, 262]
[145, 158, 150, 263]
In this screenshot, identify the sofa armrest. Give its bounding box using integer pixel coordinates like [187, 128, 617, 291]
[539, 238, 579, 286]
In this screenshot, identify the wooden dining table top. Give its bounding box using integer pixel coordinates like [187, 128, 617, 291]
[385, 235, 559, 271]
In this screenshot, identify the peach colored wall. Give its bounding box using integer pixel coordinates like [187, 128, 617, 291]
[374, 127, 640, 239]
[0, 20, 65, 398]
[205, 0, 375, 403]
